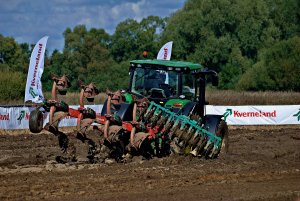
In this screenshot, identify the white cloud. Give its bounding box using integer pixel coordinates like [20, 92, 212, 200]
[111, 0, 148, 21]
[0, 0, 186, 53]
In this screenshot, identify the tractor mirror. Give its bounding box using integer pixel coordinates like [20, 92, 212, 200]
[212, 75, 219, 86]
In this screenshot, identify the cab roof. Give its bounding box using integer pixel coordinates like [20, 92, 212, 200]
[130, 59, 202, 71]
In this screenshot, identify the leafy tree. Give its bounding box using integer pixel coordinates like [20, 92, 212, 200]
[110, 16, 165, 62]
[42, 50, 65, 91]
[45, 25, 114, 92]
[237, 36, 300, 91]
[0, 35, 29, 73]
[91, 61, 130, 91]
[0, 70, 26, 100]
[161, 0, 299, 89]
[266, 0, 300, 40]
[219, 47, 253, 89]
[1, 0, 300, 101]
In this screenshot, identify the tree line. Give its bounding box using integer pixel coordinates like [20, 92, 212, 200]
[0, 0, 299, 101]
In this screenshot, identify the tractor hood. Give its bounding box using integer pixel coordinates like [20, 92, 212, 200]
[164, 98, 191, 109]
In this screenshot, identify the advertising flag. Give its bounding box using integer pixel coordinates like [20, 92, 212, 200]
[24, 36, 48, 103]
[157, 41, 173, 60]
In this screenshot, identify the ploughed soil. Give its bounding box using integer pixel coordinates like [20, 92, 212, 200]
[0, 126, 299, 201]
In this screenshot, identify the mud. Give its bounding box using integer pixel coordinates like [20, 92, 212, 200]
[0, 126, 300, 201]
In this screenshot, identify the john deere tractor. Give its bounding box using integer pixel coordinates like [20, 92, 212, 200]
[101, 59, 228, 159]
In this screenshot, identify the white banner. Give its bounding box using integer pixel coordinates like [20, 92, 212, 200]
[157, 41, 173, 60]
[206, 105, 300, 125]
[0, 105, 103, 130]
[24, 36, 49, 103]
[1, 105, 299, 130]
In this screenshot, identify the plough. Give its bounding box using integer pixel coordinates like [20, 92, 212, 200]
[29, 59, 229, 163]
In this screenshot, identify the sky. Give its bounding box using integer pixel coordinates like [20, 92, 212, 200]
[0, 0, 186, 53]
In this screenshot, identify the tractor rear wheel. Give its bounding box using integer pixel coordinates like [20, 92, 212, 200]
[211, 120, 229, 158]
[29, 109, 44, 133]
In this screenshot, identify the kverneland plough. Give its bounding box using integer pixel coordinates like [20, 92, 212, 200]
[28, 59, 229, 163]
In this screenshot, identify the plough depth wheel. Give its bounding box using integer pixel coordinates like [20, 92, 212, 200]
[29, 109, 44, 133]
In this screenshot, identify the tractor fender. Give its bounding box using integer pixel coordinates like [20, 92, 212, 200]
[178, 102, 202, 120]
[203, 115, 223, 136]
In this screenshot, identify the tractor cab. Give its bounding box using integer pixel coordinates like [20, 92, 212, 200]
[128, 59, 218, 118]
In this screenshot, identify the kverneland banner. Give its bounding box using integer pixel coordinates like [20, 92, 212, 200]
[206, 105, 300, 125]
[0, 105, 103, 130]
[157, 41, 173, 60]
[0, 105, 299, 130]
[24, 36, 48, 103]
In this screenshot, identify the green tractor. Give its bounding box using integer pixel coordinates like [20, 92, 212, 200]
[101, 59, 228, 159]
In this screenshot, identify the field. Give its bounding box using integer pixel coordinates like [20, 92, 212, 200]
[1, 90, 299, 200]
[0, 126, 299, 201]
[2, 90, 300, 105]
